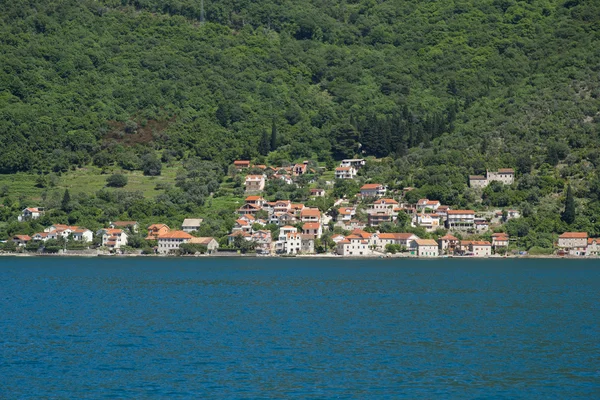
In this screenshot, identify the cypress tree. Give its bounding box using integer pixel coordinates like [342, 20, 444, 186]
[61, 189, 71, 212]
[561, 184, 576, 224]
[259, 129, 270, 156]
[270, 118, 277, 151]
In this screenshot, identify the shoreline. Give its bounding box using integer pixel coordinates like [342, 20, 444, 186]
[0, 252, 596, 260]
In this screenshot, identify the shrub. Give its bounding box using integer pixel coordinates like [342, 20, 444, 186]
[106, 174, 128, 188]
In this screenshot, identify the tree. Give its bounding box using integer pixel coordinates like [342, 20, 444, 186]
[259, 129, 270, 156]
[106, 174, 128, 188]
[141, 154, 161, 176]
[61, 189, 71, 212]
[561, 184, 576, 224]
[270, 118, 278, 151]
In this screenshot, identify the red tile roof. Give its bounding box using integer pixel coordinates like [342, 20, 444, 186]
[447, 210, 475, 215]
[361, 184, 383, 190]
[158, 231, 193, 239]
[558, 232, 587, 239]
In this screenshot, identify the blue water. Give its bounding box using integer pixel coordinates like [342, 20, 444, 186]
[0, 257, 598, 398]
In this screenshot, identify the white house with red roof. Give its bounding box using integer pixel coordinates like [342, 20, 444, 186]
[446, 210, 475, 230]
[557, 232, 588, 255]
[245, 174, 266, 193]
[18, 207, 44, 222]
[302, 222, 322, 239]
[491, 233, 509, 248]
[300, 208, 321, 223]
[335, 166, 357, 180]
[157, 230, 193, 254]
[416, 199, 441, 212]
[360, 184, 386, 198]
[97, 228, 128, 249]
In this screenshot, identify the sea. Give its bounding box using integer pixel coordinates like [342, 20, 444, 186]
[0, 257, 598, 399]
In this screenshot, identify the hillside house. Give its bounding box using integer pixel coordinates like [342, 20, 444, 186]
[245, 175, 266, 193]
[302, 222, 322, 239]
[109, 221, 139, 233]
[310, 189, 325, 197]
[300, 208, 321, 223]
[416, 199, 441, 212]
[370, 232, 419, 251]
[157, 231, 193, 254]
[492, 233, 509, 248]
[233, 160, 250, 170]
[251, 230, 272, 254]
[461, 241, 492, 257]
[335, 166, 357, 180]
[71, 228, 93, 242]
[415, 213, 441, 232]
[245, 196, 266, 207]
[340, 159, 365, 169]
[146, 224, 170, 240]
[293, 161, 309, 176]
[181, 218, 203, 232]
[446, 210, 475, 230]
[469, 169, 515, 188]
[18, 207, 44, 222]
[360, 184, 386, 198]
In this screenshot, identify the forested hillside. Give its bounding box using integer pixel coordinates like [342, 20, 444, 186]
[1, 0, 598, 171]
[1, 0, 600, 245]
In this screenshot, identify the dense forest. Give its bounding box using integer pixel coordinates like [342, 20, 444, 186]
[1, 0, 600, 245]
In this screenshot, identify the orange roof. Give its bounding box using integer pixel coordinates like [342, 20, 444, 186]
[378, 233, 415, 240]
[466, 240, 492, 246]
[440, 234, 459, 240]
[302, 223, 320, 230]
[245, 196, 263, 201]
[234, 160, 250, 165]
[492, 233, 509, 238]
[189, 237, 215, 245]
[498, 168, 515, 173]
[336, 167, 351, 171]
[374, 199, 398, 204]
[416, 239, 438, 246]
[350, 229, 371, 239]
[338, 239, 351, 244]
[102, 228, 123, 234]
[158, 231, 193, 239]
[148, 224, 169, 230]
[14, 235, 31, 241]
[588, 238, 598, 245]
[447, 210, 475, 215]
[301, 208, 321, 217]
[245, 175, 264, 180]
[361, 184, 383, 190]
[558, 232, 587, 239]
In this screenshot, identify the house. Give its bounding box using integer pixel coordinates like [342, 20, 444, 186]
[585, 238, 600, 256]
[331, 234, 346, 244]
[18, 207, 44, 222]
[372, 198, 398, 210]
[491, 233, 509, 248]
[13, 235, 31, 246]
[282, 232, 303, 254]
[245, 196, 266, 207]
[109, 221, 139, 233]
[302, 222, 322, 239]
[446, 210, 475, 230]
[187, 237, 219, 253]
[415, 239, 439, 257]
[293, 161, 309, 176]
[238, 203, 261, 216]
[233, 160, 250, 169]
[251, 230, 272, 254]
[290, 203, 305, 216]
[273, 174, 293, 185]
[337, 207, 356, 222]
[245, 175, 266, 193]
[31, 232, 49, 242]
[228, 231, 252, 246]
[97, 228, 128, 249]
[415, 213, 441, 232]
[340, 159, 365, 169]
[335, 166, 357, 180]
[469, 169, 515, 188]
[360, 184, 386, 198]
[300, 208, 321, 223]
[416, 199, 441, 212]
[233, 219, 253, 233]
[146, 224, 170, 240]
[157, 231, 193, 254]
[370, 232, 419, 251]
[273, 200, 292, 214]
[474, 218, 489, 232]
[310, 189, 325, 197]
[181, 218, 203, 233]
[461, 241, 492, 257]
[367, 210, 394, 227]
[557, 232, 588, 256]
[506, 209, 521, 220]
[276, 212, 298, 226]
[71, 228, 93, 242]
[436, 206, 450, 219]
[438, 234, 459, 254]
[336, 233, 373, 256]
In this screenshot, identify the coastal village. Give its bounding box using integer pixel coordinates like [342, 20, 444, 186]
[4, 159, 598, 258]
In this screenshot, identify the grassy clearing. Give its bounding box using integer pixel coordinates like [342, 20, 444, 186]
[0, 166, 180, 202]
